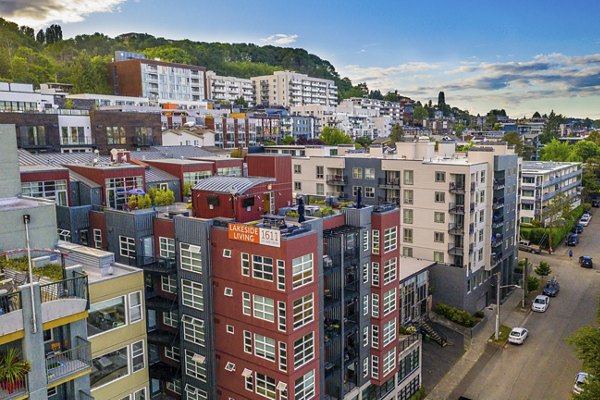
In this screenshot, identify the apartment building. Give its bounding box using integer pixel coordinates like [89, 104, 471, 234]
[289, 140, 521, 312]
[252, 71, 338, 108]
[109, 57, 206, 102]
[520, 161, 583, 225]
[206, 71, 254, 105]
[339, 98, 403, 123]
[290, 104, 338, 134]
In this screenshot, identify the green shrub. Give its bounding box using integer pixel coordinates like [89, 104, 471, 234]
[434, 303, 478, 327]
[339, 201, 354, 208]
[474, 310, 485, 319]
[285, 211, 299, 218]
[527, 276, 540, 292]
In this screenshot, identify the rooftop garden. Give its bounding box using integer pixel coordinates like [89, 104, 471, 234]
[0, 257, 64, 282]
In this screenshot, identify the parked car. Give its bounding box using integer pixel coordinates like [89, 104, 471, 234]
[518, 239, 541, 254]
[573, 372, 591, 394]
[579, 215, 591, 226]
[579, 255, 593, 268]
[572, 224, 584, 234]
[532, 295, 550, 312]
[508, 327, 529, 345]
[592, 200, 600, 208]
[567, 233, 579, 246]
[543, 279, 560, 297]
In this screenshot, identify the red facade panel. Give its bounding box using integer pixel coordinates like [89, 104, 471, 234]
[153, 217, 175, 258]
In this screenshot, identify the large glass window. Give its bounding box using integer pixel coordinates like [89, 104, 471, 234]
[217, 166, 242, 176]
[255, 372, 276, 399]
[293, 332, 314, 368]
[254, 333, 276, 362]
[184, 350, 207, 382]
[181, 279, 203, 310]
[61, 126, 85, 145]
[19, 125, 46, 146]
[294, 370, 315, 400]
[252, 255, 274, 281]
[384, 227, 397, 253]
[182, 315, 205, 346]
[106, 176, 143, 209]
[159, 237, 175, 258]
[91, 346, 129, 389]
[383, 318, 397, 346]
[88, 296, 126, 336]
[119, 236, 136, 259]
[383, 257, 397, 285]
[106, 126, 126, 145]
[161, 275, 177, 294]
[383, 288, 397, 316]
[21, 180, 68, 206]
[292, 294, 314, 329]
[292, 254, 313, 288]
[183, 171, 212, 185]
[253, 295, 275, 322]
[180, 243, 202, 274]
[382, 348, 396, 377]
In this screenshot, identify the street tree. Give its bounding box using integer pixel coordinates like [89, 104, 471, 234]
[540, 139, 572, 162]
[319, 127, 352, 145]
[543, 193, 572, 251]
[388, 124, 404, 142]
[281, 135, 295, 145]
[534, 261, 552, 283]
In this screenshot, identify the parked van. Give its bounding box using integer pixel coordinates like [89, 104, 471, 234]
[567, 233, 579, 246]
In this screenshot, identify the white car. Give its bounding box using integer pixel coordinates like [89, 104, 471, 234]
[579, 215, 591, 226]
[532, 295, 550, 312]
[573, 372, 591, 394]
[508, 327, 529, 344]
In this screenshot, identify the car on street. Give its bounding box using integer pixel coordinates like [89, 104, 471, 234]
[579, 255, 593, 268]
[592, 199, 600, 208]
[579, 215, 591, 226]
[518, 239, 541, 254]
[532, 295, 550, 312]
[572, 224, 584, 234]
[543, 279, 560, 297]
[567, 233, 579, 246]
[508, 327, 529, 344]
[573, 372, 591, 394]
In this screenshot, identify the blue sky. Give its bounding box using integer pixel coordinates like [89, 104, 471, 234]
[4, 0, 600, 118]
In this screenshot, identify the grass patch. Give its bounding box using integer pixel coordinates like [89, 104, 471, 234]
[489, 324, 511, 345]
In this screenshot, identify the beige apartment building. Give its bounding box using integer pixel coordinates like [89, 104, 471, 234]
[252, 70, 338, 107]
[285, 139, 521, 312]
[205, 71, 254, 105]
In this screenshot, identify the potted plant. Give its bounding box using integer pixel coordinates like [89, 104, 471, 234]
[0, 348, 31, 393]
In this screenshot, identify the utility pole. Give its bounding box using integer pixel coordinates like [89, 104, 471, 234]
[495, 270, 501, 341]
[522, 257, 528, 308]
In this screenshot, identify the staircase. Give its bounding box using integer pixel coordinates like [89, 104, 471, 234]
[419, 319, 448, 347]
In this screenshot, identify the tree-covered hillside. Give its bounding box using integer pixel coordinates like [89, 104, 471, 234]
[0, 18, 363, 97]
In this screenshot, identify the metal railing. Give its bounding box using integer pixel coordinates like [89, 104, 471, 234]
[0, 374, 28, 399]
[326, 175, 348, 185]
[46, 337, 92, 384]
[40, 273, 88, 304]
[449, 182, 466, 193]
[0, 291, 22, 314]
[378, 177, 401, 188]
[398, 332, 420, 352]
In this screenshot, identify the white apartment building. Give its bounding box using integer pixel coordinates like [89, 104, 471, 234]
[205, 71, 254, 105]
[520, 161, 583, 225]
[251, 70, 338, 107]
[0, 81, 57, 111]
[340, 97, 403, 121]
[290, 104, 337, 133]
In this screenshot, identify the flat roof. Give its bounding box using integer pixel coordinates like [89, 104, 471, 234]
[82, 262, 141, 283]
[20, 165, 68, 173]
[147, 158, 214, 165]
[399, 257, 435, 281]
[0, 196, 55, 211]
[522, 161, 581, 173]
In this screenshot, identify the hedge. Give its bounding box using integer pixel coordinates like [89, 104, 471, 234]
[520, 205, 585, 249]
[434, 303, 479, 327]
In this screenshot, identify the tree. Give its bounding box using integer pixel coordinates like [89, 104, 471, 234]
[437, 91, 446, 108]
[319, 127, 352, 145]
[19, 26, 34, 39]
[35, 29, 45, 44]
[502, 131, 534, 160]
[389, 124, 404, 142]
[368, 90, 383, 100]
[383, 91, 400, 102]
[534, 261, 552, 283]
[539, 110, 567, 144]
[143, 46, 193, 64]
[527, 276, 540, 292]
[543, 193, 572, 250]
[155, 188, 175, 206]
[486, 113, 498, 129]
[532, 111, 541, 119]
[45, 24, 63, 45]
[412, 106, 428, 125]
[281, 135, 295, 145]
[233, 96, 248, 107]
[572, 140, 600, 163]
[540, 139, 572, 162]
[354, 136, 372, 148]
[454, 123, 466, 137]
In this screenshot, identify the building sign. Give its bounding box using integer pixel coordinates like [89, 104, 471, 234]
[228, 223, 281, 247]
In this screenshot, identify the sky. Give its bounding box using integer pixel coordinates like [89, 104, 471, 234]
[2, 0, 600, 119]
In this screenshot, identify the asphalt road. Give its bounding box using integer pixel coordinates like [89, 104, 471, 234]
[459, 211, 600, 400]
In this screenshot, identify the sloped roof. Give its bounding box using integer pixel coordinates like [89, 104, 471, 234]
[192, 176, 274, 195]
[145, 166, 179, 183]
[128, 145, 217, 160]
[68, 171, 101, 188]
[18, 149, 110, 166]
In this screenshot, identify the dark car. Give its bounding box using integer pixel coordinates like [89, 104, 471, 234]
[543, 280, 560, 297]
[567, 233, 579, 246]
[579, 256, 593, 268]
[572, 224, 584, 234]
[592, 200, 600, 208]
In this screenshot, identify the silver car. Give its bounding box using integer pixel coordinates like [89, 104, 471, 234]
[531, 295, 550, 312]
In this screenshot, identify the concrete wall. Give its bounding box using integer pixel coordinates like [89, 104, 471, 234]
[0, 199, 57, 251]
[0, 124, 22, 197]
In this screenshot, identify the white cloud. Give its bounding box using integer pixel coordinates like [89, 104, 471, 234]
[259, 33, 298, 46]
[1, 0, 128, 27]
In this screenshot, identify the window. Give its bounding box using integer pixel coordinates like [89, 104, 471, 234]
[243, 331, 253, 353]
[119, 236, 135, 259]
[362, 262, 369, 284]
[363, 326, 369, 347]
[93, 229, 102, 249]
[278, 301, 286, 332]
[180, 243, 202, 273]
[434, 212, 445, 223]
[91, 346, 129, 389]
[294, 182, 302, 191]
[382, 349, 396, 377]
[161, 275, 177, 293]
[244, 369, 254, 391]
[182, 315, 205, 346]
[159, 237, 175, 258]
[434, 192, 445, 203]
[363, 357, 369, 378]
[88, 296, 126, 336]
[384, 227, 397, 252]
[479, 190, 485, 203]
[362, 230, 369, 252]
[403, 228, 413, 243]
[294, 370, 315, 400]
[163, 311, 179, 328]
[293, 332, 314, 368]
[279, 341, 287, 372]
[294, 165, 302, 174]
[372, 294, 379, 317]
[253, 295, 275, 322]
[217, 166, 242, 176]
[383, 288, 397, 315]
[365, 168, 375, 180]
[352, 167, 363, 179]
[106, 176, 143, 209]
[352, 186, 361, 196]
[403, 189, 414, 204]
[166, 379, 181, 395]
[129, 292, 142, 323]
[433, 251, 445, 263]
[479, 210, 484, 223]
[372, 230, 380, 254]
[106, 126, 126, 145]
[365, 187, 375, 198]
[22, 179, 68, 206]
[481, 172, 486, 183]
[316, 183, 324, 195]
[292, 254, 313, 288]
[253, 255, 274, 281]
[223, 249, 232, 258]
[185, 350, 207, 382]
[254, 333, 276, 362]
[372, 262, 380, 286]
[404, 170, 414, 185]
[478, 230, 484, 242]
[241, 253, 250, 276]
[383, 258, 397, 285]
[181, 279, 203, 311]
[131, 341, 145, 373]
[185, 384, 208, 400]
[57, 229, 70, 241]
[293, 294, 314, 329]
[372, 355, 379, 379]
[226, 324, 234, 334]
[243, 292, 251, 315]
[182, 171, 212, 185]
[403, 209, 413, 224]
[434, 232, 445, 243]
[255, 372, 277, 399]
[435, 171, 446, 182]
[403, 247, 413, 257]
[363, 294, 369, 315]
[372, 325, 380, 349]
[316, 166, 324, 179]
[383, 318, 397, 346]
[277, 260, 285, 291]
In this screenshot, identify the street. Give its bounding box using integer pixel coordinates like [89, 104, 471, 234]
[457, 212, 600, 400]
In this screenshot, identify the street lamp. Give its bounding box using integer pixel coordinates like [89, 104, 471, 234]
[494, 270, 521, 341]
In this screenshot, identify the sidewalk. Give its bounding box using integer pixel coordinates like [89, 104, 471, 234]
[425, 290, 530, 400]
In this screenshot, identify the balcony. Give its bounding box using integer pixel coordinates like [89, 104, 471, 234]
[448, 242, 463, 256]
[46, 336, 92, 385]
[40, 273, 89, 304]
[130, 256, 177, 275]
[60, 136, 94, 146]
[326, 175, 348, 185]
[378, 177, 401, 189]
[448, 223, 464, 236]
[493, 179, 505, 191]
[448, 203, 465, 215]
[493, 199, 505, 210]
[0, 374, 28, 400]
[449, 182, 466, 194]
[147, 329, 180, 346]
